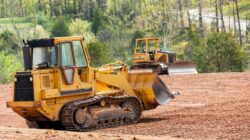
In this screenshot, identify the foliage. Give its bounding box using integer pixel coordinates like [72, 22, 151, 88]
[96, 25, 115, 42]
[0, 0, 249, 84]
[223, 0, 250, 20]
[206, 32, 246, 72]
[129, 30, 144, 52]
[91, 8, 104, 35]
[0, 30, 20, 54]
[87, 40, 113, 67]
[190, 32, 246, 72]
[35, 13, 54, 30]
[51, 17, 70, 37]
[28, 25, 50, 39]
[69, 19, 95, 44]
[0, 51, 22, 84]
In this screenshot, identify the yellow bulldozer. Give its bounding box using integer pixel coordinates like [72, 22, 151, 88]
[7, 36, 178, 131]
[131, 38, 198, 75]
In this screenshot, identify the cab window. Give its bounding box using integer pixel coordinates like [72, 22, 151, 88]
[72, 41, 87, 67]
[61, 43, 74, 66]
[136, 40, 146, 53]
[32, 46, 58, 69]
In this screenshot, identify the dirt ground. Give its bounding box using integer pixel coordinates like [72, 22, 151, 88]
[0, 72, 250, 139]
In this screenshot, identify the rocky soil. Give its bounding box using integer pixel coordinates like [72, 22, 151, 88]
[1, 72, 250, 139]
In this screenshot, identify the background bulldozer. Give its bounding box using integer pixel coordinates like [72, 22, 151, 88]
[131, 38, 198, 75]
[7, 36, 178, 131]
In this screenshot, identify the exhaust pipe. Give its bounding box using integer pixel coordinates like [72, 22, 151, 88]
[152, 76, 179, 105]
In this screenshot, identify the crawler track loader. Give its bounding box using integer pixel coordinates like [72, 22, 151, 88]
[7, 36, 178, 131]
[131, 38, 198, 75]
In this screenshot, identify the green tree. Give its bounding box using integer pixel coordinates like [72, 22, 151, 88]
[129, 30, 144, 52]
[91, 8, 104, 35]
[0, 30, 20, 54]
[206, 32, 246, 72]
[69, 19, 95, 44]
[87, 40, 113, 67]
[51, 17, 70, 37]
[190, 32, 246, 72]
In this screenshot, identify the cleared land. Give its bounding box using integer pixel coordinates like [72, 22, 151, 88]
[0, 72, 250, 139]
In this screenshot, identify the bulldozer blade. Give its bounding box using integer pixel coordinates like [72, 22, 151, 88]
[168, 61, 198, 75]
[128, 72, 178, 109]
[152, 76, 179, 105]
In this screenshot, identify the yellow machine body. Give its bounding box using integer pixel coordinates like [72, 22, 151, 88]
[133, 38, 168, 64]
[132, 38, 198, 75]
[7, 36, 177, 130]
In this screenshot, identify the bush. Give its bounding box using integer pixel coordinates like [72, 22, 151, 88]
[51, 17, 70, 37]
[190, 32, 246, 72]
[206, 32, 246, 72]
[69, 19, 95, 44]
[25, 25, 50, 40]
[0, 51, 22, 83]
[87, 40, 113, 67]
[36, 13, 54, 30]
[91, 8, 104, 34]
[0, 30, 20, 54]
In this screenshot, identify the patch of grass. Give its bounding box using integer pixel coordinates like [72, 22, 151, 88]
[0, 17, 28, 24]
[0, 17, 33, 32]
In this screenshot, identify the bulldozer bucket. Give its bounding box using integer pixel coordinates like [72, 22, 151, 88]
[168, 61, 198, 75]
[152, 76, 179, 105]
[128, 71, 178, 110]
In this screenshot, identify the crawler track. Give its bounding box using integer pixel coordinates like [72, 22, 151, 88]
[61, 95, 143, 131]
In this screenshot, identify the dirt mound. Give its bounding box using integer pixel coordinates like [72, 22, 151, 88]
[1, 72, 250, 139]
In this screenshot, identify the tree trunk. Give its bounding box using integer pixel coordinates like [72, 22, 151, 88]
[61, 0, 65, 15]
[187, 0, 192, 29]
[73, 0, 77, 17]
[87, 0, 93, 19]
[164, 36, 167, 50]
[235, 0, 242, 45]
[198, 1, 204, 37]
[228, 2, 231, 31]
[41, 0, 47, 15]
[49, 0, 53, 17]
[0, 0, 4, 17]
[19, 0, 24, 16]
[122, 0, 125, 17]
[215, 0, 219, 32]
[138, 0, 142, 14]
[114, 0, 117, 15]
[232, 3, 237, 35]
[143, 0, 149, 27]
[55, 0, 61, 16]
[64, 0, 67, 16]
[246, 11, 248, 42]
[178, 0, 185, 34]
[219, 0, 226, 32]
[132, 0, 137, 16]
[78, 0, 84, 18]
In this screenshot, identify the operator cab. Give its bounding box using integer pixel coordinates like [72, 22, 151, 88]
[28, 39, 87, 69]
[135, 38, 159, 62]
[23, 37, 89, 84]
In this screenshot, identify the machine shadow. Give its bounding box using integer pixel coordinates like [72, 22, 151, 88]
[139, 117, 165, 123]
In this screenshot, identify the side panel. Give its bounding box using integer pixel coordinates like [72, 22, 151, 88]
[95, 72, 136, 96]
[133, 53, 151, 63]
[155, 52, 168, 64]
